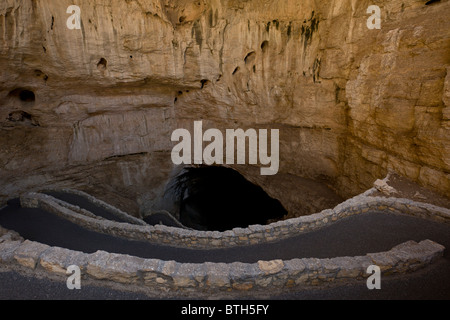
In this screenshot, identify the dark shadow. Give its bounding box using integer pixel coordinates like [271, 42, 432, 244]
[8, 88, 35, 102]
[425, 0, 440, 5]
[169, 166, 287, 231]
[97, 58, 107, 70]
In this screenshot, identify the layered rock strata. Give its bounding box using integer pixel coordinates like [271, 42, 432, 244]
[1, 0, 449, 217]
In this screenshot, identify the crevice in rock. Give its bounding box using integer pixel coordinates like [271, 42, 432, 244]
[103, 152, 148, 161]
[313, 58, 321, 83]
[200, 79, 210, 89]
[425, 0, 440, 5]
[272, 19, 280, 29]
[301, 14, 319, 52]
[287, 22, 292, 37]
[7, 111, 40, 127]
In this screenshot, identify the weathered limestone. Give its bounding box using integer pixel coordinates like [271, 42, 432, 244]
[373, 179, 398, 196]
[258, 260, 284, 275]
[13, 240, 50, 269]
[0, 240, 22, 263]
[87, 251, 145, 284]
[0, 226, 23, 243]
[0, 0, 448, 218]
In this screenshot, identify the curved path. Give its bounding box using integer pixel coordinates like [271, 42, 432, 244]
[46, 191, 185, 228]
[0, 198, 450, 299]
[44, 192, 131, 223]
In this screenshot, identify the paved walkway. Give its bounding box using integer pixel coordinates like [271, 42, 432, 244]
[0, 198, 449, 299]
[44, 192, 130, 223]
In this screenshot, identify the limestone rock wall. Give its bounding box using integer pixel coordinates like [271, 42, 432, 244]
[0, 0, 449, 216]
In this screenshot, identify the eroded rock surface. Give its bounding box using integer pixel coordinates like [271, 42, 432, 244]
[0, 0, 449, 217]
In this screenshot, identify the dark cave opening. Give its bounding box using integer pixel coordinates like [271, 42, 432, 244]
[168, 166, 287, 231]
[97, 58, 107, 70]
[8, 88, 36, 102]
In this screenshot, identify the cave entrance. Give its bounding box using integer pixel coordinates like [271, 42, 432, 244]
[169, 166, 287, 231]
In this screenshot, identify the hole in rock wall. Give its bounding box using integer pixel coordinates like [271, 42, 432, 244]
[8, 89, 36, 102]
[165, 166, 287, 231]
[19, 90, 35, 102]
[34, 70, 48, 81]
[261, 40, 269, 53]
[244, 51, 256, 64]
[97, 58, 107, 70]
[200, 79, 210, 89]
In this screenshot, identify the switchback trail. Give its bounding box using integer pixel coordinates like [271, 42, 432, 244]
[44, 192, 129, 223]
[0, 198, 450, 299]
[0, 199, 449, 263]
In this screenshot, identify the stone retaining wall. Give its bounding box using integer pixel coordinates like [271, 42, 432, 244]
[3, 188, 449, 296]
[145, 210, 191, 229]
[43, 189, 147, 226]
[20, 190, 450, 249]
[0, 227, 445, 295]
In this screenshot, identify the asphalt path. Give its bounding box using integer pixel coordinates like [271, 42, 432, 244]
[44, 192, 130, 223]
[0, 199, 450, 299]
[47, 191, 183, 228]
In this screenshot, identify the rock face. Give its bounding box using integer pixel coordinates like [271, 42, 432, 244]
[0, 0, 449, 217]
